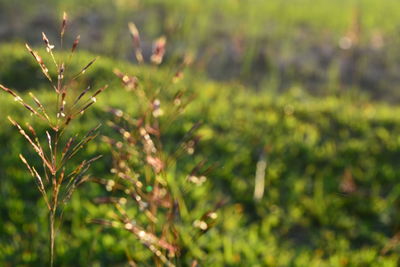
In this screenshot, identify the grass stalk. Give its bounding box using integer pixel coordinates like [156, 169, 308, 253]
[0, 13, 106, 265]
[49, 208, 56, 267]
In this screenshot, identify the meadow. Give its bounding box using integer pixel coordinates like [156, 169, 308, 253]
[1, 1, 400, 266]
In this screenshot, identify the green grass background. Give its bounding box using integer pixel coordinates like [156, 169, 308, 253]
[1, 0, 400, 266]
[0, 43, 400, 266]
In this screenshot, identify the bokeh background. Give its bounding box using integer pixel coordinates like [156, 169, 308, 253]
[1, 0, 400, 266]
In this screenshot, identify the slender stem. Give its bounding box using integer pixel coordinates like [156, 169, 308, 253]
[49, 208, 56, 267]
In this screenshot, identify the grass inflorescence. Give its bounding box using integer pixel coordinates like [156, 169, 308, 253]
[0, 12, 106, 266]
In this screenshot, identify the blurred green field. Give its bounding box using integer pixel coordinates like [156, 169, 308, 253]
[4, 0, 400, 101]
[1, 43, 400, 266]
[2, 1, 400, 266]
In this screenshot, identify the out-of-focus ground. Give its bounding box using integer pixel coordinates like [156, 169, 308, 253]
[2, 1, 400, 266]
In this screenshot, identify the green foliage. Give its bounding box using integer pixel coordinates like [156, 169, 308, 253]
[1, 44, 400, 266]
